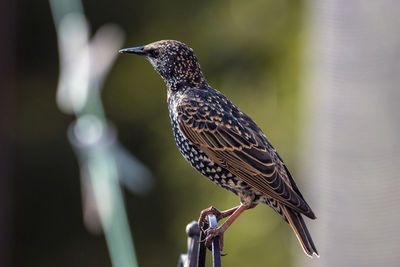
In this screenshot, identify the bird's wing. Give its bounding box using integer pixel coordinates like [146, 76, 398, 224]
[176, 90, 315, 218]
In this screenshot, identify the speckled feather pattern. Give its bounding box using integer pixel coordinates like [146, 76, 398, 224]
[168, 89, 284, 213]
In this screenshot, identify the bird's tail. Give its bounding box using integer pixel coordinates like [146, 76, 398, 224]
[282, 206, 319, 258]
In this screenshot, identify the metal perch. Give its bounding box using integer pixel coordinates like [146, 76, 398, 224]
[178, 215, 222, 267]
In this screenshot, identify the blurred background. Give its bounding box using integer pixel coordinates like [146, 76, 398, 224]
[2, 0, 400, 266]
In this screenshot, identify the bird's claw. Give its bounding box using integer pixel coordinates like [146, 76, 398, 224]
[204, 227, 224, 251]
[198, 206, 222, 230]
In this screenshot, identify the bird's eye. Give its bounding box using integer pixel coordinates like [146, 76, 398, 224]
[149, 49, 160, 57]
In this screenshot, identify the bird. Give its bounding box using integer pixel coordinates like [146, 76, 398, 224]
[119, 40, 318, 257]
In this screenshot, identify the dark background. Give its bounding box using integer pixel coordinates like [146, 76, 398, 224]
[4, 0, 307, 266]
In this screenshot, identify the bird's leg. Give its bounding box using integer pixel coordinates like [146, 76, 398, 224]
[204, 204, 255, 250]
[198, 205, 240, 230]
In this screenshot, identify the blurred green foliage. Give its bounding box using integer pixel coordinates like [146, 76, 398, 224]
[15, 0, 305, 266]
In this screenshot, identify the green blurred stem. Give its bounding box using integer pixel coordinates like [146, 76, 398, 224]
[49, 0, 139, 266]
[87, 149, 138, 267]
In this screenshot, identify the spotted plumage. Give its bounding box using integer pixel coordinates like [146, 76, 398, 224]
[120, 40, 318, 257]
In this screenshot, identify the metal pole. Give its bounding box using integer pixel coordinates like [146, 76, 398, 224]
[207, 215, 221, 267]
[177, 221, 201, 267]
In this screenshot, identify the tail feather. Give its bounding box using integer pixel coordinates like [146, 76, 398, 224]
[282, 206, 319, 258]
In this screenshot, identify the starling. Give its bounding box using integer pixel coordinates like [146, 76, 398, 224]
[120, 40, 318, 257]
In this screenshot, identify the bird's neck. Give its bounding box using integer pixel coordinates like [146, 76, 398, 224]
[166, 74, 209, 108]
[165, 72, 208, 92]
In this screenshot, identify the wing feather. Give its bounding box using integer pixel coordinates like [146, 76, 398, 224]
[176, 89, 315, 218]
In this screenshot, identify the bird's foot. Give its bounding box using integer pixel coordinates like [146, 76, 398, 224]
[198, 206, 222, 230]
[204, 227, 225, 251]
[198, 204, 246, 251]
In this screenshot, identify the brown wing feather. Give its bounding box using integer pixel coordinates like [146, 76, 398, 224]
[177, 90, 315, 218]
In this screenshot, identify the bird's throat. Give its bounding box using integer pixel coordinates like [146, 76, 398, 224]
[165, 73, 208, 92]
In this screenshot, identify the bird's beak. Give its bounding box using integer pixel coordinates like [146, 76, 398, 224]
[119, 46, 147, 56]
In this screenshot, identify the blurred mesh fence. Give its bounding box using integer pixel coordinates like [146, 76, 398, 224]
[299, 1, 400, 266]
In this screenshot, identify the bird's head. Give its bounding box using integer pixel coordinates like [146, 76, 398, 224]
[120, 40, 207, 91]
